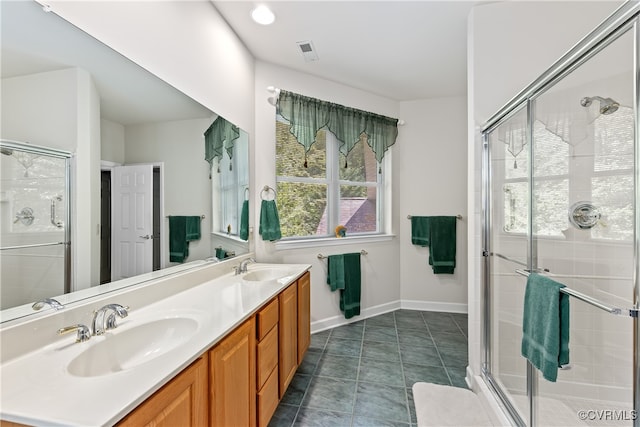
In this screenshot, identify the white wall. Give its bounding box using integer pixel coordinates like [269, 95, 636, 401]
[124, 118, 213, 266]
[398, 97, 468, 313]
[100, 119, 125, 164]
[41, 0, 255, 132]
[467, 0, 625, 394]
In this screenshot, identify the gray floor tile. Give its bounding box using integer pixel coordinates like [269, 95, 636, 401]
[406, 387, 417, 425]
[269, 403, 299, 427]
[353, 382, 410, 424]
[397, 329, 434, 349]
[363, 326, 398, 343]
[361, 340, 400, 362]
[424, 317, 462, 334]
[437, 344, 468, 368]
[400, 344, 442, 367]
[365, 312, 395, 327]
[446, 367, 469, 389]
[352, 416, 410, 426]
[281, 373, 313, 405]
[325, 336, 362, 358]
[395, 316, 427, 330]
[430, 331, 467, 348]
[403, 362, 451, 388]
[314, 354, 360, 380]
[358, 357, 405, 387]
[297, 349, 322, 375]
[293, 407, 353, 427]
[330, 323, 365, 340]
[310, 330, 331, 352]
[302, 376, 357, 413]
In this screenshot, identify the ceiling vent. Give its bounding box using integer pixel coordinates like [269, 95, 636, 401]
[296, 40, 319, 62]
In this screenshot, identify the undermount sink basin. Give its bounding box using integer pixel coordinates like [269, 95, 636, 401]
[67, 317, 198, 377]
[242, 268, 297, 283]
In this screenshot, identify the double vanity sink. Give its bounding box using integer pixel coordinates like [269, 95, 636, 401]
[0, 258, 310, 426]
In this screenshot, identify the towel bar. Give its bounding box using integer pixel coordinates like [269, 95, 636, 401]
[407, 214, 463, 219]
[515, 269, 638, 317]
[165, 215, 205, 219]
[318, 250, 368, 259]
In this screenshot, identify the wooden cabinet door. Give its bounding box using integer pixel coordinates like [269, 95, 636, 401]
[210, 318, 256, 427]
[278, 283, 297, 398]
[297, 271, 311, 364]
[117, 356, 208, 427]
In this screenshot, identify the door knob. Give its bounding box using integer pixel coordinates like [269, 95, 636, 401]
[139, 234, 153, 240]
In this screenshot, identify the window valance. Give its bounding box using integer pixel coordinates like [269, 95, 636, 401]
[204, 116, 240, 171]
[276, 90, 398, 164]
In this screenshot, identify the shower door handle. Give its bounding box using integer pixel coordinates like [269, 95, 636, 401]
[50, 195, 63, 228]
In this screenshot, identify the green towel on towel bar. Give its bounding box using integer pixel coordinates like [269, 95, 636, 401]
[239, 200, 249, 241]
[169, 216, 201, 263]
[410, 216, 431, 247]
[521, 273, 570, 382]
[259, 199, 282, 241]
[427, 216, 457, 274]
[327, 253, 361, 319]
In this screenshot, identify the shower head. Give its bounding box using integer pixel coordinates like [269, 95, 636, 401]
[580, 96, 619, 115]
[0, 147, 13, 156]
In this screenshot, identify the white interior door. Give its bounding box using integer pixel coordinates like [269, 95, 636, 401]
[111, 164, 153, 280]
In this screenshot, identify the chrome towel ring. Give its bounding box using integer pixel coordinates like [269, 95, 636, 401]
[261, 185, 277, 200]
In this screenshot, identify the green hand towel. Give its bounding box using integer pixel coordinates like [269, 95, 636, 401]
[239, 200, 249, 241]
[326, 253, 361, 319]
[185, 216, 201, 241]
[215, 247, 227, 260]
[327, 255, 346, 291]
[259, 199, 282, 241]
[521, 273, 570, 382]
[169, 216, 188, 263]
[411, 216, 431, 247]
[427, 216, 457, 274]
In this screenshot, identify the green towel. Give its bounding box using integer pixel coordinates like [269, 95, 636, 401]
[239, 200, 249, 241]
[411, 216, 431, 247]
[327, 253, 361, 319]
[259, 200, 281, 241]
[169, 216, 188, 263]
[185, 216, 201, 241]
[427, 216, 457, 274]
[521, 273, 570, 382]
[215, 247, 227, 260]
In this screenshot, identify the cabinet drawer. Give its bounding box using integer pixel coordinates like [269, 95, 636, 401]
[257, 367, 279, 427]
[257, 325, 278, 389]
[257, 297, 279, 340]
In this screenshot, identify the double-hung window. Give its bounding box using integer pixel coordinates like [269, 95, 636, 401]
[275, 116, 385, 239]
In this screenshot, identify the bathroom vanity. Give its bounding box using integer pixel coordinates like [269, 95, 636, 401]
[0, 256, 311, 426]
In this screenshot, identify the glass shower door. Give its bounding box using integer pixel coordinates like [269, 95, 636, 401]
[530, 26, 635, 426]
[0, 141, 70, 310]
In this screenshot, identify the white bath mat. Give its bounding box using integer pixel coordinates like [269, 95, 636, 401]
[412, 383, 493, 426]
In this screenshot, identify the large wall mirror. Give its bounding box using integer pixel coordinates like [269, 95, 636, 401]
[0, 1, 250, 323]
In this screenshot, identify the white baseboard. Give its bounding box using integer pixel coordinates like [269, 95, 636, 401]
[310, 299, 468, 334]
[401, 299, 468, 314]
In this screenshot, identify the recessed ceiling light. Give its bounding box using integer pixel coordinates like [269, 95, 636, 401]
[251, 5, 275, 25]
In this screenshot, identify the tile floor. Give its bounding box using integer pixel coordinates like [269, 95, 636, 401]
[269, 309, 468, 427]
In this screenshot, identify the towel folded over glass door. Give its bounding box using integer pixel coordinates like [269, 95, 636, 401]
[515, 269, 638, 317]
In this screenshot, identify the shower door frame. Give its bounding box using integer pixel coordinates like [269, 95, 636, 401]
[480, 2, 640, 426]
[0, 139, 72, 296]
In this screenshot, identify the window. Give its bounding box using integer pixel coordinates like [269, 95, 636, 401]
[212, 131, 249, 237]
[276, 116, 384, 239]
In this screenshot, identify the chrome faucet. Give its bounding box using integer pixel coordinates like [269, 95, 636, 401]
[32, 298, 64, 311]
[92, 304, 129, 335]
[58, 324, 91, 343]
[235, 257, 256, 275]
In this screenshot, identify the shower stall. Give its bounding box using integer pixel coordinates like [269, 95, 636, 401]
[482, 3, 640, 426]
[0, 140, 71, 310]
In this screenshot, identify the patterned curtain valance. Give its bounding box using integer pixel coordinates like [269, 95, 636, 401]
[276, 90, 398, 164]
[204, 116, 240, 170]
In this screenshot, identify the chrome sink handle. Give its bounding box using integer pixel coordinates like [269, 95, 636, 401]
[92, 304, 129, 335]
[58, 324, 91, 343]
[32, 298, 64, 311]
[235, 257, 256, 275]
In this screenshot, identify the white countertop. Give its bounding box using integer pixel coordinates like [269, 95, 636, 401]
[0, 262, 310, 427]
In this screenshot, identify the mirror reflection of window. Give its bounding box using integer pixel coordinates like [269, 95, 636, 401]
[212, 131, 249, 238]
